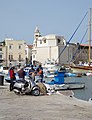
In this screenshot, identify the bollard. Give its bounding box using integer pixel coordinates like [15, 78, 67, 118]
[0, 75, 4, 85]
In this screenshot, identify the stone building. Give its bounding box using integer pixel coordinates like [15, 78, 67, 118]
[2, 38, 27, 67]
[0, 42, 5, 66]
[25, 44, 33, 65]
[32, 27, 76, 65]
[73, 44, 92, 64]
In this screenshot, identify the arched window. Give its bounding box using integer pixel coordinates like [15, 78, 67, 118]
[40, 40, 42, 44]
[57, 39, 60, 43]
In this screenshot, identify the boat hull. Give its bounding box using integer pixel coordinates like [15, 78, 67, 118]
[44, 82, 85, 91]
[70, 66, 92, 73]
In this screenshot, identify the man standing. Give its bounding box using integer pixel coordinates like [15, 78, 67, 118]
[17, 67, 25, 80]
[29, 65, 35, 80]
[36, 64, 43, 82]
[9, 67, 16, 91]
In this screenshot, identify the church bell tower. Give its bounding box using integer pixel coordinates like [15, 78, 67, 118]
[33, 26, 41, 47]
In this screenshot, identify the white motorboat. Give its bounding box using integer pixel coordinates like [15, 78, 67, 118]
[86, 72, 92, 76]
[44, 71, 85, 91]
[42, 59, 59, 73]
[44, 82, 85, 91]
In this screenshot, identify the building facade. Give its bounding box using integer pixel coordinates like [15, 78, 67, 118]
[25, 44, 33, 65]
[73, 44, 92, 64]
[2, 38, 27, 67]
[32, 27, 76, 65]
[0, 42, 5, 66]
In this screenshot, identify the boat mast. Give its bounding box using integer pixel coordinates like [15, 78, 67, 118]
[88, 8, 91, 64]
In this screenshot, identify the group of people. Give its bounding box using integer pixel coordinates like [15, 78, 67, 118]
[9, 66, 26, 91]
[29, 64, 43, 82]
[9, 64, 43, 91]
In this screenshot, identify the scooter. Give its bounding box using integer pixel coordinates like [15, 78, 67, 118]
[13, 77, 40, 96]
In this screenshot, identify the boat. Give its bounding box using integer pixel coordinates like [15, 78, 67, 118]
[70, 64, 92, 73]
[42, 59, 59, 73]
[44, 82, 85, 91]
[86, 72, 92, 76]
[70, 8, 92, 74]
[0, 66, 9, 75]
[44, 71, 56, 78]
[65, 72, 82, 77]
[44, 71, 85, 90]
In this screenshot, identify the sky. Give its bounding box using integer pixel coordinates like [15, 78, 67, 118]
[0, 0, 91, 44]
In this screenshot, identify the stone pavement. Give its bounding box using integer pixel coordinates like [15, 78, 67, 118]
[0, 82, 92, 120]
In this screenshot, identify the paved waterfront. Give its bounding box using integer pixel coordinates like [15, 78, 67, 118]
[0, 82, 92, 120]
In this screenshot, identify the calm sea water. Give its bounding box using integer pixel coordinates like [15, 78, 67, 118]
[65, 76, 92, 101]
[44, 76, 92, 101]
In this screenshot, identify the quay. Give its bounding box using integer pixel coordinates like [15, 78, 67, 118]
[0, 81, 92, 120]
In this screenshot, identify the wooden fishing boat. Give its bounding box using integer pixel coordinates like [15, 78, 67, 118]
[70, 8, 92, 73]
[70, 64, 92, 73]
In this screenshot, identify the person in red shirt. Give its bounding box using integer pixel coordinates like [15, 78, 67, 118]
[9, 67, 16, 91]
[37, 67, 43, 82]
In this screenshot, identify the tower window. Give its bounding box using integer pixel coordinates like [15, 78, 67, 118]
[0, 55, 2, 58]
[44, 40, 46, 43]
[9, 55, 13, 60]
[36, 35, 39, 37]
[57, 39, 60, 43]
[19, 55, 21, 61]
[19, 45, 21, 49]
[40, 40, 42, 44]
[9, 45, 12, 49]
[0, 48, 2, 51]
[33, 55, 35, 58]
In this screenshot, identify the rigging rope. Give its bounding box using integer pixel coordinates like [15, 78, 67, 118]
[55, 11, 88, 62]
[70, 28, 88, 62]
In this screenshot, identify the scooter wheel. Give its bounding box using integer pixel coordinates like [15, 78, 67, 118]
[14, 91, 20, 95]
[31, 89, 40, 96]
[13, 89, 20, 95]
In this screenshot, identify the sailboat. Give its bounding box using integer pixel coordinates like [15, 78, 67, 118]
[70, 63, 92, 73]
[70, 8, 92, 73]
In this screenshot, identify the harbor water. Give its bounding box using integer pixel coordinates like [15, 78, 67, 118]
[44, 76, 92, 101]
[65, 76, 92, 101]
